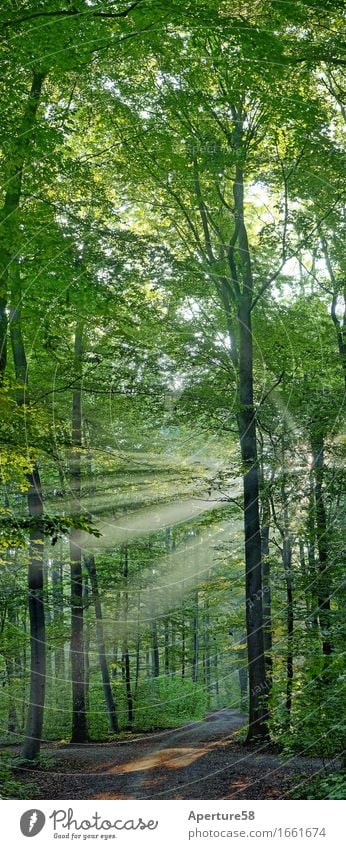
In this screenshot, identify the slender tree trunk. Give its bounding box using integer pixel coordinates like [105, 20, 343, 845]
[135, 635, 141, 691]
[259, 454, 273, 696]
[283, 535, 294, 719]
[203, 598, 211, 705]
[112, 645, 119, 680]
[163, 528, 172, 676]
[135, 591, 141, 691]
[122, 545, 133, 727]
[239, 665, 248, 710]
[180, 565, 186, 678]
[171, 621, 176, 676]
[280, 447, 294, 723]
[164, 619, 169, 675]
[5, 656, 18, 733]
[0, 71, 46, 381]
[320, 236, 346, 391]
[192, 591, 199, 683]
[311, 433, 332, 657]
[83, 573, 90, 713]
[112, 592, 120, 680]
[23, 469, 46, 759]
[84, 554, 119, 733]
[70, 324, 88, 743]
[214, 653, 219, 705]
[9, 269, 46, 760]
[52, 543, 65, 680]
[21, 605, 28, 732]
[123, 649, 133, 727]
[299, 539, 313, 625]
[307, 475, 319, 628]
[3, 595, 19, 733]
[261, 521, 273, 691]
[151, 619, 160, 678]
[270, 441, 294, 723]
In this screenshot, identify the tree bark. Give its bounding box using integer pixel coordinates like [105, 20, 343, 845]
[83, 573, 90, 713]
[192, 591, 199, 683]
[181, 605, 186, 679]
[9, 269, 46, 760]
[311, 433, 332, 657]
[69, 324, 88, 743]
[307, 475, 320, 628]
[52, 543, 65, 680]
[122, 545, 133, 727]
[164, 619, 169, 675]
[258, 435, 273, 696]
[5, 656, 18, 734]
[235, 248, 268, 739]
[135, 591, 141, 690]
[228, 138, 268, 739]
[0, 71, 46, 381]
[203, 597, 211, 705]
[283, 533, 294, 719]
[151, 619, 160, 678]
[261, 518, 273, 693]
[280, 444, 294, 722]
[84, 554, 119, 733]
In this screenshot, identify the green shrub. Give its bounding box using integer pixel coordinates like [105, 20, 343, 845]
[0, 753, 36, 799]
[133, 676, 207, 730]
[292, 772, 346, 800]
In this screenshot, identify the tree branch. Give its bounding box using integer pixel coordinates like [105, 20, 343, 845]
[2, 1, 143, 28]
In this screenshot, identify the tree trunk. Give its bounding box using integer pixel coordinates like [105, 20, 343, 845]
[0, 71, 46, 381]
[151, 619, 160, 678]
[135, 591, 141, 690]
[214, 653, 220, 705]
[9, 269, 46, 760]
[122, 545, 133, 727]
[232, 154, 268, 741]
[307, 475, 319, 628]
[181, 615, 186, 679]
[311, 433, 332, 657]
[135, 635, 141, 691]
[21, 605, 28, 731]
[280, 447, 294, 723]
[283, 535, 294, 719]
[171, 621, 176, 676]
[299, 539, 312, 626]
[239, 665, 248, 711]
[84, 554, 119, 733]
[192, 591, 199, 683]
[52, 543, 65, 680]
[163, 528, 172, 675]
[237, 296, 268, 740]
[69, 324, 88, 743]
[258, 440, 273, 695]
[164, 619, 169, 675]
[5, 656, 18, 734]
[23, 469, 46, 759]
[83, 573, 90, 713]
[203, 598, 211, 705]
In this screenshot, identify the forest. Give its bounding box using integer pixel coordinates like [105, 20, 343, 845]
[0, 0, 345, 801]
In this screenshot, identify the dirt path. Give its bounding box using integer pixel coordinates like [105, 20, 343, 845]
[19, 710, 337, 800]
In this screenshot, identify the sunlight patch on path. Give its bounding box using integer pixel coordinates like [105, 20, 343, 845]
[104, 746, 208, 773]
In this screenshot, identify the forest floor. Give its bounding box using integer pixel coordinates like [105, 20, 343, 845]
[14, 709, 340, 800]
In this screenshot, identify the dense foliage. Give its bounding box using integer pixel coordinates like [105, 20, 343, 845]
[0, 0, 345, 798]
